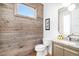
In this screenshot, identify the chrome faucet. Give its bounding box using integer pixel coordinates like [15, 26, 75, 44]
[67, 33, 73, 41]
[67, 35, 71, 41]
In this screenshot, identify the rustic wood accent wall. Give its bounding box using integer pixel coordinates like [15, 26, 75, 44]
[0, 3, 43, 56]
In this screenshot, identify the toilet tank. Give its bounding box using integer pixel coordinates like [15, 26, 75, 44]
[43, 38, 51, 46]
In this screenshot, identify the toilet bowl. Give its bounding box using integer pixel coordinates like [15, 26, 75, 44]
[35, 39, 51, 56]
[35, 44, 47, 56]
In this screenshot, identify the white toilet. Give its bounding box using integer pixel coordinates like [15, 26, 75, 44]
[35, 39, 51, 56]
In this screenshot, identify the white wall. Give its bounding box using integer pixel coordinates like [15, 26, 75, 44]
[43, 3, 63, 55]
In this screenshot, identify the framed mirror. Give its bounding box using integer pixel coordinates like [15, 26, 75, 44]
[58, 3, 79, 35]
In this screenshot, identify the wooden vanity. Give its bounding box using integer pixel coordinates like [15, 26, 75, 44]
[52, 40, 79, 56]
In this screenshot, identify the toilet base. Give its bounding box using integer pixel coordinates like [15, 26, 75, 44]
[36, 49, 47, 56]
[36, 52, 44, 56]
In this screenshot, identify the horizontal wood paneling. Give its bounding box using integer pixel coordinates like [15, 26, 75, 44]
[0, 3, 43, 56]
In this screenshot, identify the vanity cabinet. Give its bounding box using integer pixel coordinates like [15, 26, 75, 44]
[53, 43, 79, 56]
[54, 44, 63, 56]
[64, 47, 79, 56]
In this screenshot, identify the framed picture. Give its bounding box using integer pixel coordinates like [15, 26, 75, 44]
[45, 18, 50, 30]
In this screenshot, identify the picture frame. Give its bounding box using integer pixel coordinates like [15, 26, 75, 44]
[45, 18, 50, 30]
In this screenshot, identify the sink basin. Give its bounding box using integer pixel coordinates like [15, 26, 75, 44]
[64, 35, 79, 42]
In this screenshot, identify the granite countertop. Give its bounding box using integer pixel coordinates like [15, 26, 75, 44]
[52, 39, 79, 50]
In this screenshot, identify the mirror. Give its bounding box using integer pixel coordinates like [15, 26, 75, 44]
[58, 3, 79, 35]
